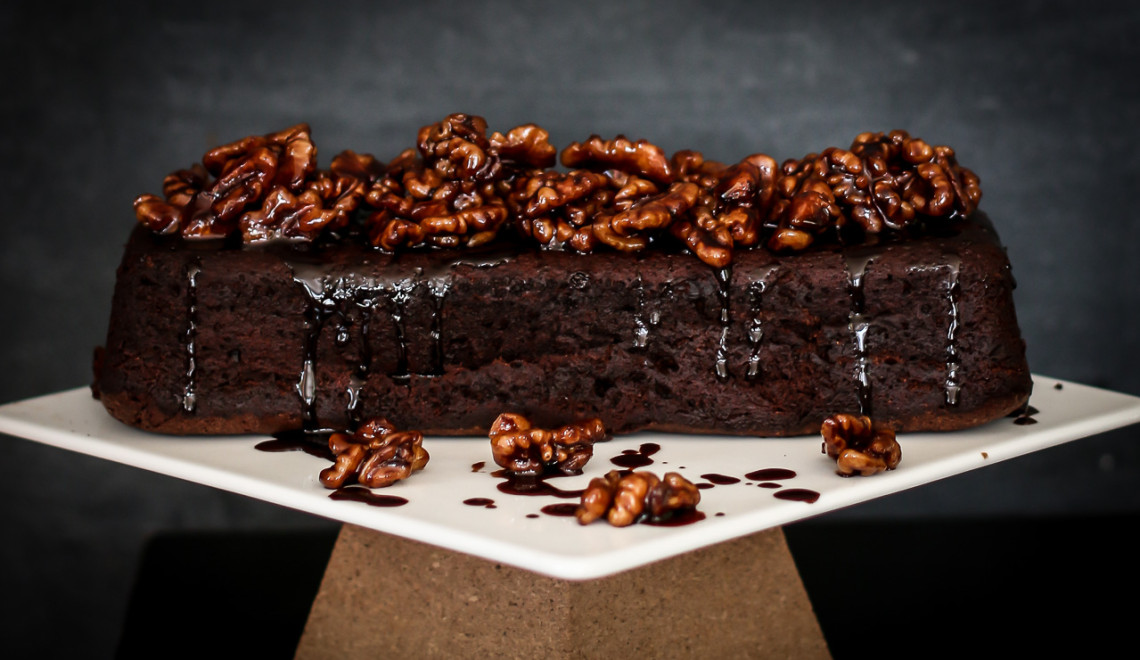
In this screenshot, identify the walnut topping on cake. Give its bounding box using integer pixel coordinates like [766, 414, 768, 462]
[820, 414, 902, 477]
[134, 115, 982, 265]
[318, 418, 429, 489]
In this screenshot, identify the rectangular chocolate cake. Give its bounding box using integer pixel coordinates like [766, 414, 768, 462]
[92, 115, 1032, 437]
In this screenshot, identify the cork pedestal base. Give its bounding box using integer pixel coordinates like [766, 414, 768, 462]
[294, 524, 831, 659]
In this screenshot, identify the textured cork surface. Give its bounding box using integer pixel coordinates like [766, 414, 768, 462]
[294, 524, 830, 658]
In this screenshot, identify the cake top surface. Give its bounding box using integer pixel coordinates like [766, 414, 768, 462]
[133, 113, 982, 267]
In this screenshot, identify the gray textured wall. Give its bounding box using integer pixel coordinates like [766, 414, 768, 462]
[3, 1, 1139, 656]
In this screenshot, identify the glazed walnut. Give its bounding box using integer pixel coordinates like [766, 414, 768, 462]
[318, 417, 430, 489]
[134, 125, 384, 243]
[561, 135, 675, 185]
[507, 169, 612, 252]
[363, 114, 555, 250]
[769, 131, 982, 251]
[670, 153, 778, 268]
[592, 182, 700, 254]
[820, 414, 902, 477]
[134, 115, 985, 265]
[239, 169, 366, 242]
[575, 469, 701, 527]
[134, 124, 323, 239]
[488, 413, 608, 476]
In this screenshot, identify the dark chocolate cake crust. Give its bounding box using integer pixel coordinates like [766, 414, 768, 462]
[93, 213, 1031, 437]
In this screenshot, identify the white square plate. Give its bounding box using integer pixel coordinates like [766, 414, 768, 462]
[2, 374, 1138, 579]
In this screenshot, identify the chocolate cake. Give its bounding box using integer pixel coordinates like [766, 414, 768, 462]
[92, 115, 1032, 437]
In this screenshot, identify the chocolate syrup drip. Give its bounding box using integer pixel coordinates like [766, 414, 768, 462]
[471, 461, 486, 472]
[344, 298, 374, 427]
[427, 278, 450, 376]
[388, 278, 414, 384]
[844, 250, 878, 416]
[714, 265, 733, 382]
[329, 486, 408, 507]
[943, 253, 963, 406]
[609, 442, 661, 469]
[181, 261, 201, 413]
[744, 278, 767, 381]
[257, 429, 337, 461]
[632, 275, 650, 349]
[463, 497, 496, 508]
[288, 264, 341, 429]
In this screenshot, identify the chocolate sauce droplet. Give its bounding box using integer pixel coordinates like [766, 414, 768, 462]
[492, 470, 584, 499]
[773, 488, 820, 503]
[700, 473, 741, 486]
[471, 461, 486, 472]
[644, 509, 707, 526]
[744, 467, 797, 481]
[609, 442, 661, 469]
[463, 497, 496, 508]
[329, 486, 408, 507]
[540, 502, 579, 517]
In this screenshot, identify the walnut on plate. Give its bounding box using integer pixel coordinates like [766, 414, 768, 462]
[575, 469, 701, 527]
[318, 417, 429, 489]
[820, 413, 901, 477]
[488, 413, 608, 476]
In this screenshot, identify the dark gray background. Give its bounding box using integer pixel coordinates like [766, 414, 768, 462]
[3, 1, 1138, 657]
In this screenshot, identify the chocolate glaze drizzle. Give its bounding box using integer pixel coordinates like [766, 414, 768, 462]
[282, 245, 519, 429]
[181, 260, 201, 413]
[744, 266, 779, 381]
[714, 265, 733, 382]
[387, 276, 415, 384]
[942, 253, 963, 406]
[632, 274, 650, 349]
[844, 250, 879, 416]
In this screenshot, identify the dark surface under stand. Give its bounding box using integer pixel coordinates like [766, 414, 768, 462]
[114, 515, 1137, 659]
